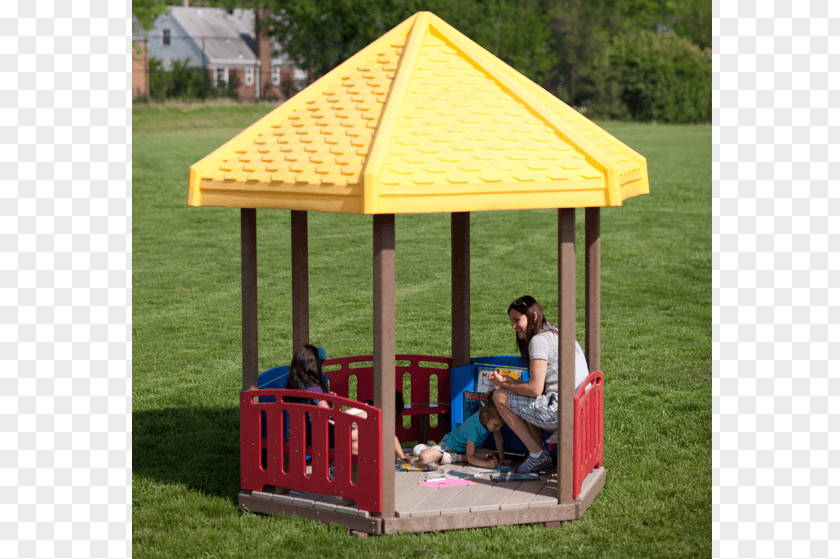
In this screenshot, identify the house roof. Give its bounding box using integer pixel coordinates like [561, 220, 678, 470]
[168, 6, 257, 63]
[187, 11, 649, 214]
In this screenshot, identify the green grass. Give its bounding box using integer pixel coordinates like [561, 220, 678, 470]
[133, 104, 711, 558]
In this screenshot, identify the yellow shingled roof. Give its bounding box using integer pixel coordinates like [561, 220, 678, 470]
[188, 11, 649, 214]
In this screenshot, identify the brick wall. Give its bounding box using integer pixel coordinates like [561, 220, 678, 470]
[208, 66, 296, 101]
[132, 41, 149, 98]
[261, 67, 296, 101]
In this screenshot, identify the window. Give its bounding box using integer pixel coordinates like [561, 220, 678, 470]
[162, 28, 171, 46]
[215, 67, 228, 88]
[272, 66, 280, 86]
[245, 67, 254, 86]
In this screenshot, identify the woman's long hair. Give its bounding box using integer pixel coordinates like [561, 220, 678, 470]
[286, 344, 328, 393]
[507, 295, 557, 364]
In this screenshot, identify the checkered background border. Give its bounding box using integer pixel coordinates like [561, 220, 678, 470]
[715, 1, 838, 558]
[1, 0, 838, 557]
[2, 1, 131, 558]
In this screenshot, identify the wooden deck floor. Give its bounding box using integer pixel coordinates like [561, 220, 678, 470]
[393, 464, 559, 517]
[244, 464, 605, 534]
[250, 463, 571, 517]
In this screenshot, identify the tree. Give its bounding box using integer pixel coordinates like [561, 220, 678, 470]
[617, 0, 711, 49]
[132, 0, 170, 29]
[671, 0, 712, 51]
[542, 0, 617, 105]
[262, 0, 555, 86]
[585, 29, 711, 122]
[262, 0, 390, 84]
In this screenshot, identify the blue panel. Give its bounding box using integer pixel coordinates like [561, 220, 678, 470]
[448, 356, 553, 455]
[449, 363, 477, 433]
[449, 355, 528, 431]
[258, 365, 289, 389]
[253, 366, 327, 454]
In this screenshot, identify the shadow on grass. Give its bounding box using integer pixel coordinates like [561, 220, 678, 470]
[133, 406, 241, 503]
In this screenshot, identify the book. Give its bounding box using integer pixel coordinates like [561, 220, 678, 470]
[474, 363, 525, 393]
[463, 390, 492, 419]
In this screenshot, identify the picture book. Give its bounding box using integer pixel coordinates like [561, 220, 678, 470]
[474, 364, 525, 393]
[463, 390, 492, 418]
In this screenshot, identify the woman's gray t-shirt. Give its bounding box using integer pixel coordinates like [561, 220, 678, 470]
[528, 328, 590, 394]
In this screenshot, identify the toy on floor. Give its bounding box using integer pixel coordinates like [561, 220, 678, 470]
[398, 462, 438, 472]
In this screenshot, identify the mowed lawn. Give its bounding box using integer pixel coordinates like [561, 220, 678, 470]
[132, 103, 711, 558]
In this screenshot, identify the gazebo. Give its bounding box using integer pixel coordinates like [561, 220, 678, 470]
[187, 12, 648, 535]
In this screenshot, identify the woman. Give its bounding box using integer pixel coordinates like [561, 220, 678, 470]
[490, 295, 589, 473]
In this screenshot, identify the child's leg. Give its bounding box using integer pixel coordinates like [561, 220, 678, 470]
[418, 446, 444, 464]
[350, 428, 359, 455]
[441, 446, 464, 464]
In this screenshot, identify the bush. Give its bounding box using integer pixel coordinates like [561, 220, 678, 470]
[148, 57, 239, 102]
[584, 30, 711, 123]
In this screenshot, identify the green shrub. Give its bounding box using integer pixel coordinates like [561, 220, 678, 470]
[585, 30, 711, 123]
[148, 57, 239, 102]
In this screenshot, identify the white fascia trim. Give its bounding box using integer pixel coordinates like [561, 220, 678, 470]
[210, 59, 259, 66]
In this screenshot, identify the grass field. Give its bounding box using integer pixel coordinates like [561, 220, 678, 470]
[133, 103, 711, 558]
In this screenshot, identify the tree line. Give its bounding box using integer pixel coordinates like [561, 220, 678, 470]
[134, 0, 711, 123]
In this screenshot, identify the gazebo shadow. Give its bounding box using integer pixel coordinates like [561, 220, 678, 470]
[133, 406, 241, 503]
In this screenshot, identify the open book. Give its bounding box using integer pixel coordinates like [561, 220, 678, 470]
[474, 363, 525, 393]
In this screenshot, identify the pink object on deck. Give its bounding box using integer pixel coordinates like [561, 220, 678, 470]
[420, 478, 476, 488]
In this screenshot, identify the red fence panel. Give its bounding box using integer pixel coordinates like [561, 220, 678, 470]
[240, 389, 382, 513]
[573, 371, 604, 499]
[321, 354, 451, 444]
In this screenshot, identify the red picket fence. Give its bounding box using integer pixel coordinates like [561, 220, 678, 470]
[573, 371, 604, 498]
[240, 389, 383, 513]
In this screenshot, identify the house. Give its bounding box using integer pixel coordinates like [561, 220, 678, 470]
[144, 5, 305, 101]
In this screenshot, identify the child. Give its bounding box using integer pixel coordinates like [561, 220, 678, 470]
[413, 399, 510, 469]
[284, 344, 330, 408]
[346, 390, 410, 462]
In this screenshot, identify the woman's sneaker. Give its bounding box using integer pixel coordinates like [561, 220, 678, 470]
[517, 451, 553, 473]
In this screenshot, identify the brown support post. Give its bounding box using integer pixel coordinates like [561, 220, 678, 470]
[451, 212, 470, 368]
[557, 208, 576, 504]
[291, 210, 310, 349]
[373, 214, 396, 518]
[585, 207, 601, 372]
[241, 208, 258, 391]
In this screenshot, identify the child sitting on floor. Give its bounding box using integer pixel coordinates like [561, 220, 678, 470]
[413, 399, 511, 469]
[346, 390, 411, 462]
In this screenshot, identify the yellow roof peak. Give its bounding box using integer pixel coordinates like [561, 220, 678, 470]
[188, 11, 649, 214]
